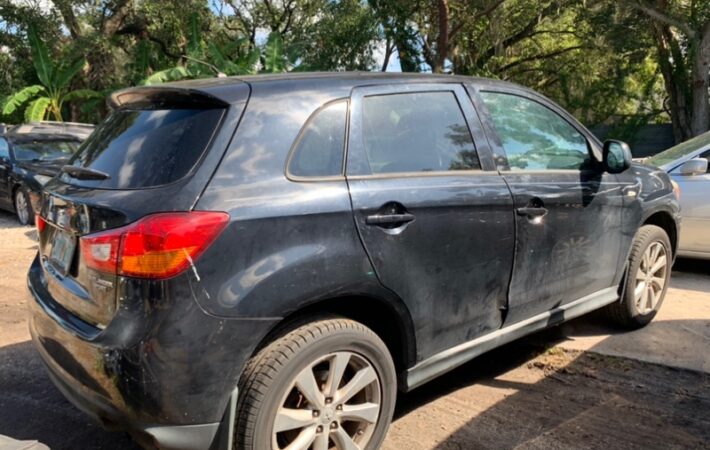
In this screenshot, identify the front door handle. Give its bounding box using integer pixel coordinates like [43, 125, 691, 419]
[516, 207, 548, 217]
[366, 213, 415, 226]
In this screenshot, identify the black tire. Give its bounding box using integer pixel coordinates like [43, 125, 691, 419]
[14, 186, 34, 226]
[235, 317, 397, 450]
[604, 224, 672, 328]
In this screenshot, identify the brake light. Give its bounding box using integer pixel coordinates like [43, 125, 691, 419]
[36, 216, 46, 233]
[80, 212, 229, 279]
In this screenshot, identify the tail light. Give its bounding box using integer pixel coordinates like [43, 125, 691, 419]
[80, 212, 229, 279]
[36, 216, 47, 233]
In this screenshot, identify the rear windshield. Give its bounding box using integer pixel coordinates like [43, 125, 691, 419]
[60, 108, 224, 189]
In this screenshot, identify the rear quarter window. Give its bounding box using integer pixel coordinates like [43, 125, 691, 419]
[60, 108, 224, 189]
[287, 100, 347, 178]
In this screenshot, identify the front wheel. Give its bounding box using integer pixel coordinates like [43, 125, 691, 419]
[604, 224, 672, 328]
[235, 318, 397, 450]
[14, 187, 34, 226]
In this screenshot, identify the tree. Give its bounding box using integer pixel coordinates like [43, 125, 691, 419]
[2, 27, 100, 121]
[621, 0, 710, 140]
[298, 0, 381, 71]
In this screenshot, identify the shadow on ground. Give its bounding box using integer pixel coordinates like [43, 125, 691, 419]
[0, 341, 139, 450]
[390, 320, 710, 450]
[2, 320, 708, 449]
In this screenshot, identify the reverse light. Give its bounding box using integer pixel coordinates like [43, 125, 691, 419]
[671, 180, 681, 200]
[80, 212, 229, 279]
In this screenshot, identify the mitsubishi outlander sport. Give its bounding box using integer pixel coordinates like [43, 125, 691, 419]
[28, 73, 680, 450]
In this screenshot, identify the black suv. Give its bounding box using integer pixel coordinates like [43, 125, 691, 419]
[28, 73, 680, 450]
[0, 121, 93, 224]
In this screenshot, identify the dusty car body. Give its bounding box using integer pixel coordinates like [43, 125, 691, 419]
[27, 73, 680, 450]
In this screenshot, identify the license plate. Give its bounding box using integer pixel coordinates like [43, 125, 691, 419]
[49, 230, 76, 274]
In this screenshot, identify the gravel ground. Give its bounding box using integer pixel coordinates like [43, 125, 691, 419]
[0, 209, 708, 450]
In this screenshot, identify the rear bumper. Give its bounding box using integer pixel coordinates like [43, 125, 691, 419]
[27, 254, 276, 449]
[31, 331, 223, 450]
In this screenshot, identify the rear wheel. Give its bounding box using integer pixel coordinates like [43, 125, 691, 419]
[604, 225, 671, 328]
[14, 187, 33, 226]
[235, 317, 397, 450]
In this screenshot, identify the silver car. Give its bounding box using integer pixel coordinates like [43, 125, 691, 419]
[647, 132, 710, 259]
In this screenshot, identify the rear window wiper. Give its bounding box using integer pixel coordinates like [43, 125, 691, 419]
[61, 165, 110, 180]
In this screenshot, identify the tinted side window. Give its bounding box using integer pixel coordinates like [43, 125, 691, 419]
[61, 108, 224, 189]
[480, 92, 590, 171]
[288, 101, 347, 177]
[361, 91, 480, 174]
[0, 138, 8, 159]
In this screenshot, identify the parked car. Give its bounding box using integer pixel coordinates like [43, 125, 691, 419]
[27, 73, 680, 450]
[646, 131, 710, 259]
[0, 121, 94, 224]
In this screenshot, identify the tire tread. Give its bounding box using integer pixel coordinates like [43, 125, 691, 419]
[234, 317, 385, 449]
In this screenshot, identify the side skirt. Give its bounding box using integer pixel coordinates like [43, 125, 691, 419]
[405, 287, 618, 391]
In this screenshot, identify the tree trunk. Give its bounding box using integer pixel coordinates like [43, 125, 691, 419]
[653, 24, 693, 142]
[690, 23, 710, 136]
[433, 0, 449, 73]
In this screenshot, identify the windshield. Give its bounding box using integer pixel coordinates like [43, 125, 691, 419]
[12, 139, 79, 161]
[647, 131, 710, 167]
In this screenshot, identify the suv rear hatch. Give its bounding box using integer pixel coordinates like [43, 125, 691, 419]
[35, 83, 249, 329]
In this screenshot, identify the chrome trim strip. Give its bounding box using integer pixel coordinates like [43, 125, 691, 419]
[405, 287, 619, 390]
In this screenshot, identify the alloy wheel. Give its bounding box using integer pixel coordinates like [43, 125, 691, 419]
[634, 241, 667, 315]
[15, 190, 29, 225]
[272, 351, 381, 450]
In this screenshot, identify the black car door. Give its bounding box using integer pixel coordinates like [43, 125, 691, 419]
[471, 86, 626, 324]
[0, 137, 11, 209]
[346, 83, 516, 359]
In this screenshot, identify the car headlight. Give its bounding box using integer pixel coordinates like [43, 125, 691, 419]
[34, 174, 53, 185]
[671, 180, 681, 200]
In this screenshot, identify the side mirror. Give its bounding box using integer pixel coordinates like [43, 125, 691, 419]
[678, 158, 708, 176]
[603, 140, 632, 174]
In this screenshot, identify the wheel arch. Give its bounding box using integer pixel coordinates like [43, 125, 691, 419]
[251, 294, 417, 384]
[11, 182, 22, 207]
[643, 210, 678, 257]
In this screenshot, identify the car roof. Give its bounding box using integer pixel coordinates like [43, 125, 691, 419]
[116, 72, 531, 106]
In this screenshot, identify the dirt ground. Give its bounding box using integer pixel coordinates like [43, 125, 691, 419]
[1, 209, 708, 450]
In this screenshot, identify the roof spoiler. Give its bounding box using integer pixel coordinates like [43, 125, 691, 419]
[109, 87, 231, 110]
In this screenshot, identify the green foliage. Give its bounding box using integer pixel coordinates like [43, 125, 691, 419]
[27, 27, 53, 87]
[298, 0, 381, 71]
[1, 25, 100, 122]
[143, 67, 191, 85]
[54, 57, 87, 91]
[25, 97, 51, 122]
[2, 0, 702, 136]
[263, 32, 286, 73]
[2, 85, 45, 116]
[139, 12, 294, 85]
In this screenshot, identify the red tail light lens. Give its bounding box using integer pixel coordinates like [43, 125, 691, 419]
[36, 216, 47, 233]
[80, 212, 229, 279]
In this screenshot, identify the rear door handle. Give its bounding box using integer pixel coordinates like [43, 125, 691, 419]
[366, 213, 415, 226]
[516, 207, 548, 217]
